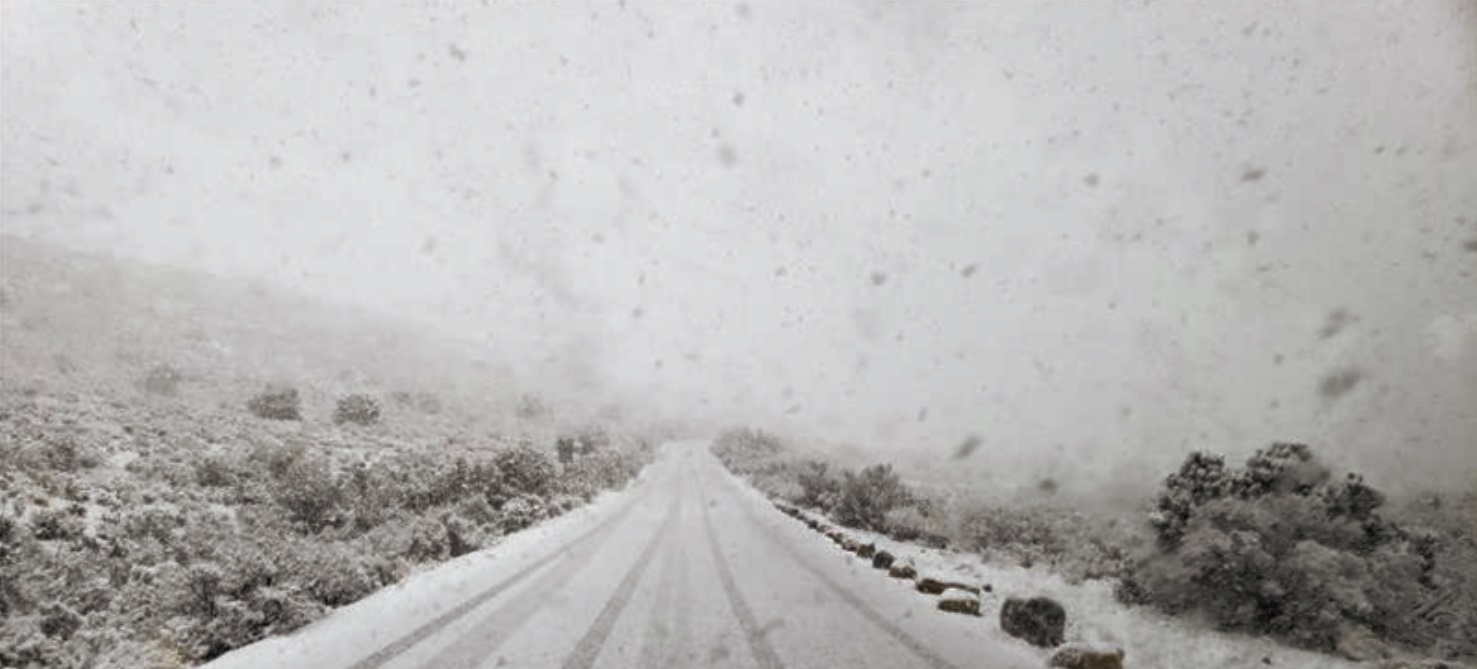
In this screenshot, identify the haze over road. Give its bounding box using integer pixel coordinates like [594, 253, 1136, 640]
[206, 442, 1041, 669]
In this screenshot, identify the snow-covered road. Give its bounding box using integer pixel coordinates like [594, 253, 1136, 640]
[204, 441, 1045, 669]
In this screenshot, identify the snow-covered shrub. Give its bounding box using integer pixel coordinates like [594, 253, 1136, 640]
[953, 502, 1071, 568]
[1148, 450, 1232, 550]
[30, 507, 85, 541]
[439, 512, 484, 558]
[492, 444, 557, 499]
[294, 542, 378, 606]
[332, 394, 381, 426]
[246, 385, 301, 421]
[558, 448, 641, 500]
[403, 517, 450, 562]
[882, 503, 942, 542]
[711, 427, 785, 473]
[194, 455, 235, 487]
[141, 364, 183, 396]
[391, 390, 441, 415]
[40, 436, 101, 472]
[1120, 443, 1443, 654]
[499, 494, 547, 533]
[794, 459, 842, 511]
[455, 495, 498, 526]
[547, 494, 586, 515]
[834, 464, 912, 532]
[117, 505, 185, 544]
[273, 454, 343, 533]
[556, 436, 577, 465]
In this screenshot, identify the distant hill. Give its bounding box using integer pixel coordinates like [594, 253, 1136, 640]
[0, 234, 562, 437]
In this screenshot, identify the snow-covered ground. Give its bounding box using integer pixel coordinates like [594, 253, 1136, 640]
[203, 462, 662, 669]
[759, 500, 1368, 669]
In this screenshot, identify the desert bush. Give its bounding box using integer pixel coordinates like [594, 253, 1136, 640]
[1120, 443, 1445, 654]
[246, 385, 301, 421]
[333, 394, 381, 426]
[118, 506, 185, 545]
[834, 463, 912, 532]
[403, 517, 450, 562]
[293, 542, 378, 607]
[273, 454, 344, 533]
[439, 512, 484, 558]
[492, 444, 557, 500]
[559, 448, 641, 500]
[952, 502, 1072, 569]
[0, 513, 15, 564]
[556, 436, 576, 465]
[30, 507, 85, 541]
[39, 436, 101, 472]
[142, 364, 183, 396]
[712, 427, 786, 473]
[794, 459, 843, 510]
[194, 455, 236, 488]
[499, 494, 547, 533]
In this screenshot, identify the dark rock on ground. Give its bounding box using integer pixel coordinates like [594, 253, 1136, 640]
[1000, 596, 1066, 648]
[937, 587, 981, 616]
[916, 576, 980, 596]
[1049, 642, 1125, 669]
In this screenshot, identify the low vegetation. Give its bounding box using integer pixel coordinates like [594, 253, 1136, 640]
[244, 385, 301, 421]
[712, 429, 1475, 665]
[0, 386, 651, 668]
[332, 394, 381, 426]
[1118, 444, 1476, 660]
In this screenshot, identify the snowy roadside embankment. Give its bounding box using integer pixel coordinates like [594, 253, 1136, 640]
[203, 458, 664, 669]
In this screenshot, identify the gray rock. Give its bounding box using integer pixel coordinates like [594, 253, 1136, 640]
[1000, 596, 1065, 648]
[916, 575, 979, 596]
[1049, 642, 1125, 669]
[937, 587, 981, 616]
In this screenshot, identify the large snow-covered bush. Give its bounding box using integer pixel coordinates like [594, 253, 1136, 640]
[1119, 443, 1443, 653]
[246, 385, 301, 421]
[332, 394, 381, 426]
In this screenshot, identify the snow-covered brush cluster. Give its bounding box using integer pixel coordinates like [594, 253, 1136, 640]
[0, 388, 652, 668]
[711, 428, 1133, 582]
[1118, 444, 1477, 660]
[712, 429, 1476, 667]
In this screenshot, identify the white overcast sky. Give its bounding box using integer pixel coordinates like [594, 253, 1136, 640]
[3, 0, 1475, 492]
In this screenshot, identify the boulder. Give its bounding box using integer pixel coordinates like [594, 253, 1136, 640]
[856, 543, 876, 559]
[872, 550, 895, 570]
[916, 576, 980, 596]
[1049, 642, 1125, 669]
[1000, 596, 1066, 648]
[839, 536, 860, 552]
[937, 587, 981, 616]
[888, 560, 917, 580]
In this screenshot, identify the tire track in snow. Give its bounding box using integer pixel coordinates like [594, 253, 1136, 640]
[417, 488, 676, 669]
[714, 460, 964, 669]
[699, 471, 788, 669]
[559, 490, 682, 669]
[637, 494, 683, 668]
[346, 486, 653, 669]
